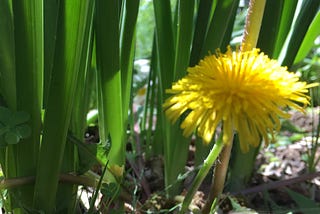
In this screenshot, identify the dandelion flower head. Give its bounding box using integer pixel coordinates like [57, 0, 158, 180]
[163, 47, 317, 152]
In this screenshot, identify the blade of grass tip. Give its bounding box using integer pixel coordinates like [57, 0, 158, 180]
[120, 0, 139, 125]
[0, 0, 16, 172]
[294, 11, 320, 64]
[95, 0, 125, 179]
[279, 0, 320, 67]
[189, 0, 215, 66]
[9, 0, 43, 209]
[200, 0, 240, 55]
[272, 0, 298, 58]
[33, 1, 92, 212]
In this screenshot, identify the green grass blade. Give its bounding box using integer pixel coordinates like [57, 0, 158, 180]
[12, 0, 43, 172]
[60, 2, 95, 213]
[153, 0, 175, 92]
[257, 0, 284, 55]
[0, 0, 16, 174]
[294, 11, 320, 64]
[165, 0, 195, 196]
[153, 0, 179, 197]
[189, 0, 215, 66]
[0, 0, 16, 109]
[279, 0, 320, 67]
[174, 0, 194, 80]
[70, 1, 95, 178]
[272, 0, 298, 58]
[9, 0, 43, 209]
[145, 40, 162, 157]
[95, 1, 125, 175]
[120, 0, 140, 122]
[43, 0, 60, 107]
[200, 0, 240, 55]
[33, 1, 93, 212]
[286, 188, 320, 214]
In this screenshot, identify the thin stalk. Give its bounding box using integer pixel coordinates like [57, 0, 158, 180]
[143, 41, 157, 158]
[179, 137, 224, 214]
[88, 161, 108, 214]
[202, 141, 233, 214]
[241, 0, 266, 51]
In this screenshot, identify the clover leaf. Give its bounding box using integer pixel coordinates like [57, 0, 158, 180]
[0, 106, 31, 146]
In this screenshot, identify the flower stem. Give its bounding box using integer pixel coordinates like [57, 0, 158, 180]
[179, 137, 224, 213]
[241, 0, 266, 51]
[202, 140, 233, 214]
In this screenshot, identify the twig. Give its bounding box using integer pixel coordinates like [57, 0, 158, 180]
[231, 171, 320, 195]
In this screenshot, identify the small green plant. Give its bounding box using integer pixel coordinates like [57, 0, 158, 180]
[0, 107, 31, 147]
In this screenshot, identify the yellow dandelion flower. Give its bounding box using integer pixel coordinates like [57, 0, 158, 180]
[163, 47, 318, 152]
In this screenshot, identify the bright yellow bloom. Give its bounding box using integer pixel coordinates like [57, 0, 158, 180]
[163, 48, 318, 152]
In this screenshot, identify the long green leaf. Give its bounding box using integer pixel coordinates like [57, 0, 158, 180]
[272, 0, 298, 58]
[257, 0, 284, 56]
[153, 0, 175, 93]
[95, 1, 125, 177]
[12, 0, 43, 173]
[189, 0, 215, 66]
[286, 188, 320, 214]
[34, 1, 92, 212]
[0, 0, 16, 109]
[200, 0, 239, 55]
[43, 0, 60, 107]
[153, 0, 176, 197]
[174, 0, 194, 80]
[294, 11, 320, 63]
[9, 0, 43, 209]
[279, 0, 320, 67]
[166, 0, 195, 196]
[0, 0, 16, 173]
[120, 0, 140, 125]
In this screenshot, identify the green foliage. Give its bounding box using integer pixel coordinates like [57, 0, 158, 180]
[101, 183, 120, 199]
[0, 107, 31, 146]
[0, 0, 318, 213]
[286, 188, 320, 214]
